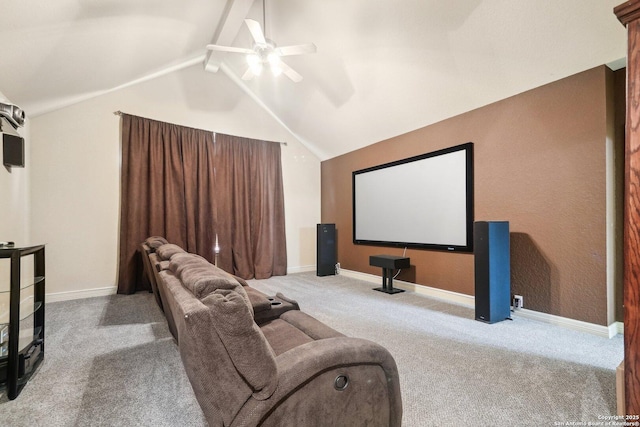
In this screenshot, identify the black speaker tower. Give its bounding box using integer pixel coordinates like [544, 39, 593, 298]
[317, 224, 336, 276]
[474, 221, 511, 323]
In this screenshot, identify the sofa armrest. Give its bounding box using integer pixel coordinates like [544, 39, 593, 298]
[274, 292, 300, 310]
[232, 336, 402, 427]
[244, 286, 273, 314]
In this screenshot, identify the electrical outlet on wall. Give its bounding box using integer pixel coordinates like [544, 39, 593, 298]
[513, 295, 524, 310]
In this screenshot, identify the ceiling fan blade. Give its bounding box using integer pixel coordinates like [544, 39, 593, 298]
[241, 67, 255, 81]
[244, 19, 266, 44]
[206, 44, 254, 54]
[275, 43, 317, 57]
[278, 60, 303, 83]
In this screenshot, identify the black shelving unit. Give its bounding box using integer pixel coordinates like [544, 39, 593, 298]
[0, 244, 45, 400]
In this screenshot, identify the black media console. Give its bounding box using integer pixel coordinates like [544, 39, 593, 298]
[369, 255, 410, 294]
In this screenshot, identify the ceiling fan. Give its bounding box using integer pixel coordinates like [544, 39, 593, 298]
[206, 5, 316, 82]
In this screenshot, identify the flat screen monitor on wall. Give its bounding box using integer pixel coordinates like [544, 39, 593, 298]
[2, 132, 25, 168]
[352, 142, 474, 252]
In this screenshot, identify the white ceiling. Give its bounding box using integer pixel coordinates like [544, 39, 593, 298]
[0, 0, 627, 160]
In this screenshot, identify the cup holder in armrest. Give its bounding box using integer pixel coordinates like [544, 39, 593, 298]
[253, 294, 299, 324]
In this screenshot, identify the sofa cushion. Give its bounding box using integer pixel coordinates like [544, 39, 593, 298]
[187, 273, 248, 301]
[180, 266, 247, 300]
[233, 274, 249, 287]
[169, 252, 249, 287]
[279, 310, 345, 341]
[156, 243, 186, 260]
[169, 253, 214, 281]
[259, 319, 314, 356]
[169, 253, 252, 304]
[259, 311, 345, 356]
[155, 260, 170, 272]
[169, 252, 209, 270]
[202, 289, 278, 400]
[145, 236, 168, 250]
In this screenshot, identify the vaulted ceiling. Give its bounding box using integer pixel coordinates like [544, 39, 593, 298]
[0, 0, 627, 160]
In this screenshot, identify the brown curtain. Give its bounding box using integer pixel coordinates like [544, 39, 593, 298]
[117, 114, 216, 294]
[215, 134, 287, 279]
[117, 115, 287, 293]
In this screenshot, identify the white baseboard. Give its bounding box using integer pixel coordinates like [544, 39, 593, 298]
[512, 308, 619, 339]
[340, 269, 475, 307]
[340, 268, 621, 339]
[46, 286, 117, 303]
[45, 266, 318, 303]
[287, 265, 316, 274]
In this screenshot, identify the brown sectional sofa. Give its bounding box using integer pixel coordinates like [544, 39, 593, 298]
[141, 236, 403, 426]
[141, 238, 299, 337]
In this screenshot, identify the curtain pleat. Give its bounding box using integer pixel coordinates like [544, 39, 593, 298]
[182, 128, 217, 261]
[117, 115, 286, 293]
[215, 134, 287, 279]
[215, 135, 251, 277]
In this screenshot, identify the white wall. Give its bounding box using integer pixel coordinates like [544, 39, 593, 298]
[0, 91, 30, 244]
[0, 91, 32, 294]
[29, 65, 320, 298]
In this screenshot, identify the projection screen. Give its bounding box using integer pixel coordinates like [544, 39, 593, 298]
[352, 142, 474, 252]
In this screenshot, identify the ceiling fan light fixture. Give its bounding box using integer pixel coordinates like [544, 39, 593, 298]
[271, 64, 282, 77]
[267, 53, 282, 76]
[247, 53, 263, 75]
[205, 1, 315, 82]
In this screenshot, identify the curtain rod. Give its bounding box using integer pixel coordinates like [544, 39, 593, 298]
[113, 111, 287, 146]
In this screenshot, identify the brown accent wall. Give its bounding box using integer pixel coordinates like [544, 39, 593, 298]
[321, 66, 618, 326]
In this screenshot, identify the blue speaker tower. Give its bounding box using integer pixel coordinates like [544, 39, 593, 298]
[474, 221, 511, 323]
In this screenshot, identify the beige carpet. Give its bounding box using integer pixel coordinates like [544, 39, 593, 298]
[0, 272, 624, 426]
[250, 272, 624, 427]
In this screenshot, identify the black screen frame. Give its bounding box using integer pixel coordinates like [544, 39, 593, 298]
[352, 142, 474, 252]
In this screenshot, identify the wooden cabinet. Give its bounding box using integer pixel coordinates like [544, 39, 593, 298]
[0, 244, 45, 400]
[615, 1, 640, 414]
